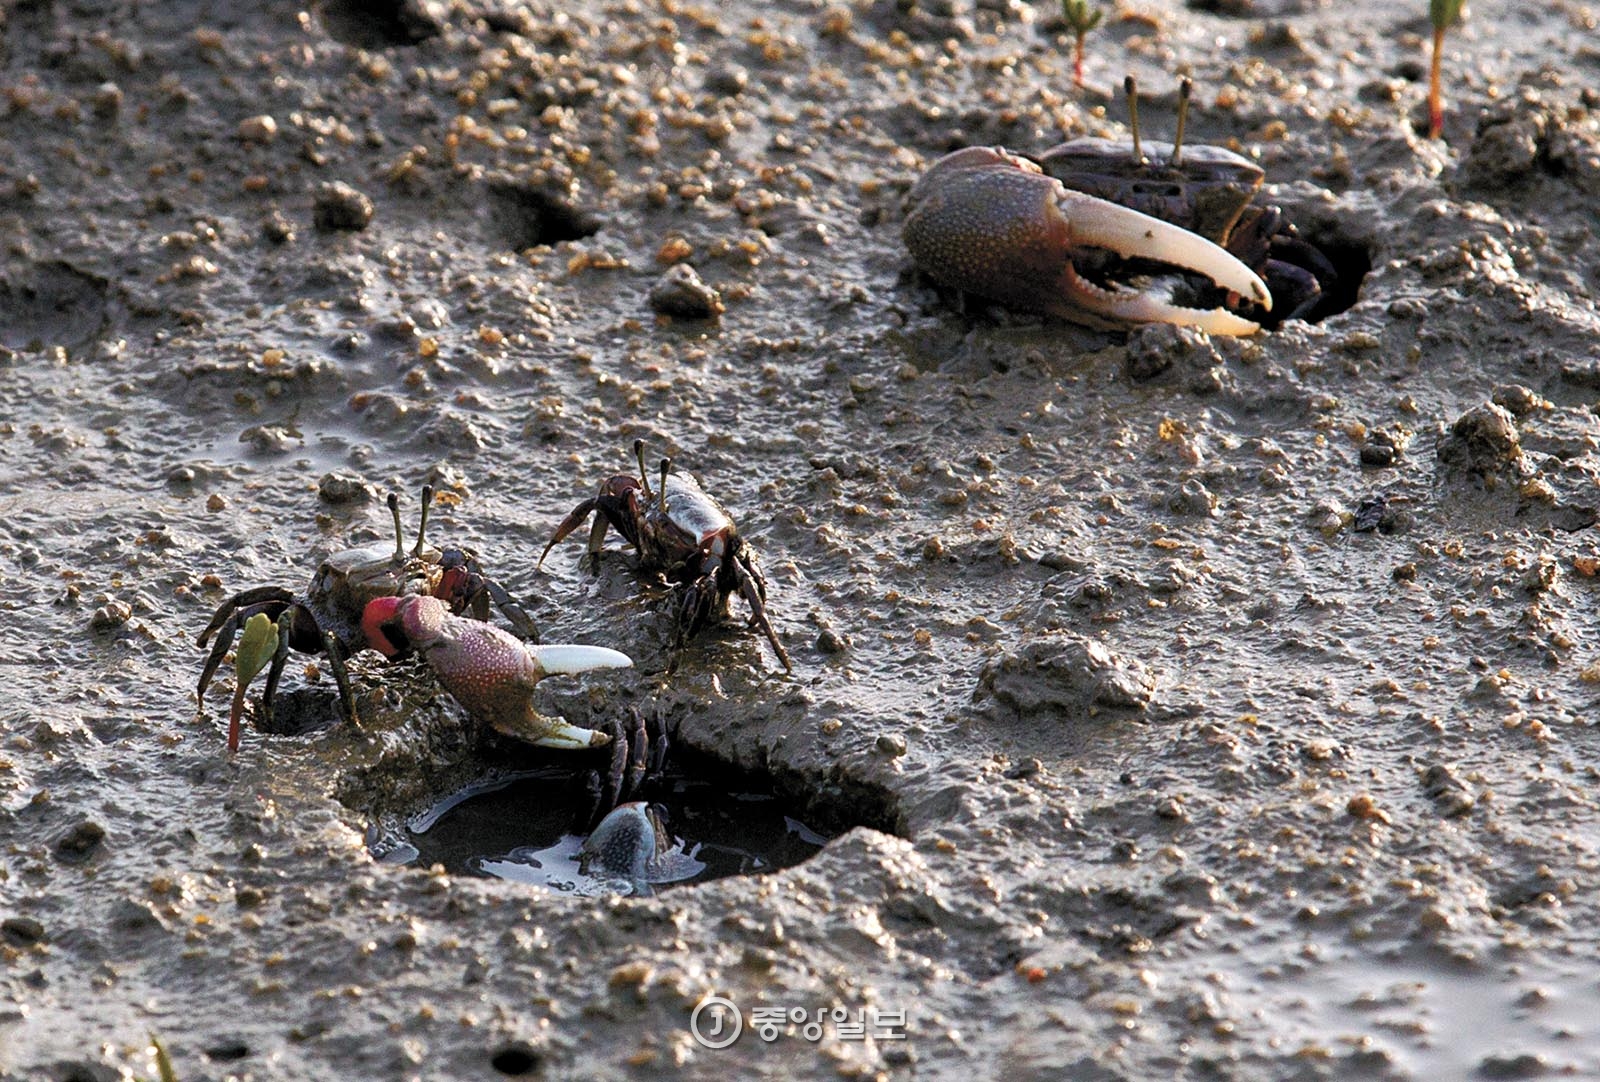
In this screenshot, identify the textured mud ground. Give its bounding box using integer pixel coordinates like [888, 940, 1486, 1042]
[3, 0, 1600, 1078]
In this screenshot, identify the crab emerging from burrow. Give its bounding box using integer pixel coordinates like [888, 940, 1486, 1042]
[196, 485, 537, 752]
[538, 440, 792, 673]
[903, 77, 1341, 335]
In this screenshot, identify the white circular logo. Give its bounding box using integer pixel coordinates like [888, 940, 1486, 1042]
[689, 995, 743, 1049]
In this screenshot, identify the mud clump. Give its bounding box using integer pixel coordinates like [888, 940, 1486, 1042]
[53, 819, 106, 861]
[1421, 763, 1477, 818]
[1462, 87, 1600, 194]
[1123, 322, 1224, 384]
[313, 182, 375, 232]
[1, 916, 46, 946]
[975, 634, 1156, 715]
[1438, 402, 1524, 480]
[648, 264, 724, 320]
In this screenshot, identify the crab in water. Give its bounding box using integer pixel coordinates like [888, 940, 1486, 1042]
[579, 801, 704, 897]
[903, 77, 1339, 335]
[197, 485, 537, 752]
[538, 440, 792, 672]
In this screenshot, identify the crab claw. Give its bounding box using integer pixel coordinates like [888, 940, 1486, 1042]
[904, 146, 1270, 336]
[361, 595, 632, 748]
[227, 612, 280, 754]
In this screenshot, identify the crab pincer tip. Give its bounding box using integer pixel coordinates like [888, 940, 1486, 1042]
[529, 643, 634, 676]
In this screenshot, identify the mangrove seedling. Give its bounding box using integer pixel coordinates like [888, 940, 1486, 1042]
[1060, 0, 1104, 90]
[137, 1034, 179, 1082]
[229, 612, 280, 753]
[1428, 0, 1465, 138]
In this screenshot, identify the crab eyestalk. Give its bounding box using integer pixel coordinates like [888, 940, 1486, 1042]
[228, 612, 280, 753]
[634, 438, 654, 502]
[1170, 78, 1192, 168]
[413, 483, 435, 559]
[386, 491, 404, 562]
[1124, 75, 1145, 165]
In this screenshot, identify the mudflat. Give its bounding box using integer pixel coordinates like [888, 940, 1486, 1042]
[3, 0, 1599, 1078]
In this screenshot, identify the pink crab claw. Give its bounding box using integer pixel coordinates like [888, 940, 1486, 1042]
[362, 594, 632, 748]
[903, 146, 1272, 336]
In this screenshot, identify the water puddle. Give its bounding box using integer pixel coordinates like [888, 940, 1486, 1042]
[367, 753, 834, 897]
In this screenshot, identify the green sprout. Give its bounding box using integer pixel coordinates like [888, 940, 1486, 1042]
[1427, 0, 1464, 139]
[228, 611, 281, 753]
[1060, 0, 1104, 90]
[135, 1034, 179, 1082]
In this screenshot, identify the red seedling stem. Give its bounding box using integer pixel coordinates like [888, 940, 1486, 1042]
[1428, 24, 1445, 139]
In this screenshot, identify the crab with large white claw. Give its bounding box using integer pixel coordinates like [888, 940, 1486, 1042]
[904, 144, 1272, 336]
[197, 484, 537, 753]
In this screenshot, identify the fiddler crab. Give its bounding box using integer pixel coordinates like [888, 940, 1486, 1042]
[538, 439, 792, 673]
[197, 484, 538, 752]
[903, 77, 1338, 336]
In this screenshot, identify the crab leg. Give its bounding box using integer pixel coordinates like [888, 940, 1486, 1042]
[322, 630, 359, 727]
[256, 612, 294, 731]
[734, 552, 791, 672]
[195, 588, 295, 709]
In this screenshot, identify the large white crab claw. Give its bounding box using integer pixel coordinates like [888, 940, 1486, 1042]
[903, 146, 1271, 336]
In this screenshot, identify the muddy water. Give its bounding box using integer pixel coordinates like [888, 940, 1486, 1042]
[3, 0, 1600, 1079]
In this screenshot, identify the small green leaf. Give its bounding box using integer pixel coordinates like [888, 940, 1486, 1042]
[1429, 0, 1463, 31]
[1061, 0, 1104, 33]
[235, 612, 281, 687]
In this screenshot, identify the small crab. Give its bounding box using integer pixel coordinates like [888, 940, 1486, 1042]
[539, 440, 792, 672]
[578, 800, 704, 897]
[904, 78, 1334, 335]
[197, 485, 536, 752]
[361, 593, 632, 749]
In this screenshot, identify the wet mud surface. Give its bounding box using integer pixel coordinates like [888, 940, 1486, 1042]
[3, 0, 1600, 1078]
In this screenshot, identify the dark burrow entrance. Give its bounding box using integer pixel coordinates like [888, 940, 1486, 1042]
[1292, 231, 1372, 327]
[365, 741, 894, 897]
